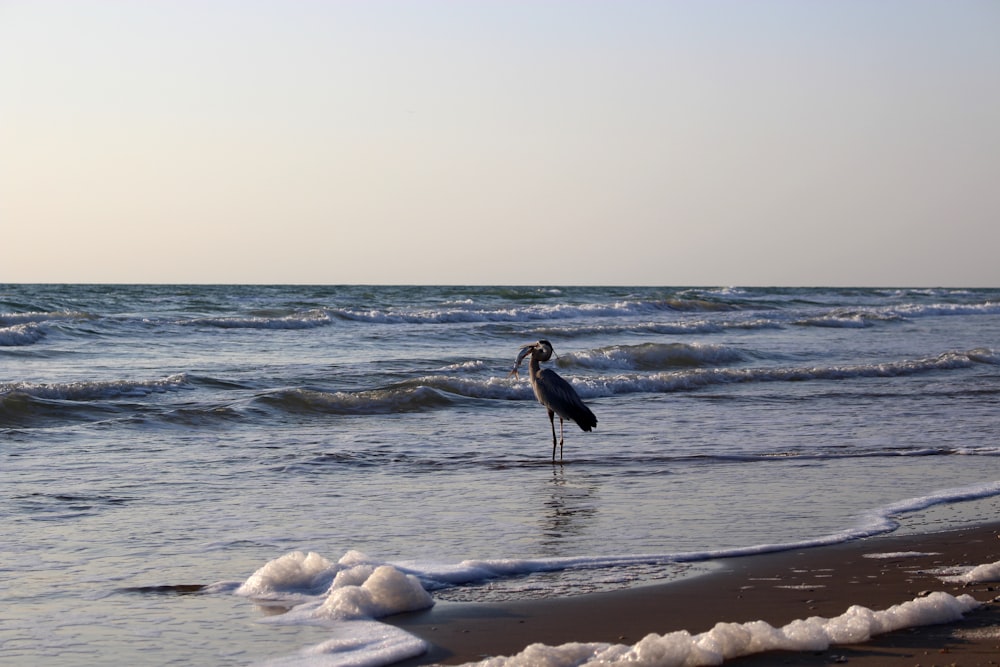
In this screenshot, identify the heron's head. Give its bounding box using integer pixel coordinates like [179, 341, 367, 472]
[516, 340, 556, 364]
[534, 339, 555, 361]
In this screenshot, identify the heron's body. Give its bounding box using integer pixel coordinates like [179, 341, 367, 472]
[513, 340, 597, 461]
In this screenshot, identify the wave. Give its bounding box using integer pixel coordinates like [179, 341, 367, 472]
[567, 348, 998, 398]
[14, 491, 137, 520]
[547, 347, 995, 400]
[892, 301, 1000, 318]
[181, 310, 332, 330]
[0, 310, 90, 326]
[152, 296, 1000, 337]
[6, 295, 993, 342]
[0, 374, 194, 428]
[253, 375, 529, 417]
[253, 385, 458, 415]
[967, 348, 1000, 365]
[561, 343, 748, 371]
[330, 298, 743, 326]
[796, 301, 1000, 328]
[0, 323, 46, 347]
[794, 311, 903, 329]
[0, 310, 92, 346]
[506, 317, 782, 339]
[1, 374, 190, 402]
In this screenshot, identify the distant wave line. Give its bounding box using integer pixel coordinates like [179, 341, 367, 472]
[0, 310, 92, 326]
[3, 298, 997, 340]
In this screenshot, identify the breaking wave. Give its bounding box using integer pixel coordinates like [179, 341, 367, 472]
[0, 310, 90, 326]
[0, 323, 46, 346]
[796, 302, 1000, 328]
[567, 348, 998, 399]
[0, 374, 191, 402]
[794, 311, 903, 328]
[512, 318, 782, 339]
[182, 310, 332, 330]
[330, 298, 741, 326]
[0, 375, 192, 427]
[254, 385, 459, 415]
[561, 342, 748, 371]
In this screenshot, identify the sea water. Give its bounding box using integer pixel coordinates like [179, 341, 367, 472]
[2, 285, 999, 665]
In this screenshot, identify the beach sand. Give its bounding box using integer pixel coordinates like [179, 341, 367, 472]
[389, 523, 1000, 666]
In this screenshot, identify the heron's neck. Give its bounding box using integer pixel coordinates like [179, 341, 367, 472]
[528, 356, 542, 378]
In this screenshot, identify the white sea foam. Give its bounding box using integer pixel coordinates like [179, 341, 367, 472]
[257, 620, 429, 667]
[468, 592, 980, 667]
[862, 551, 940, 559]
[237, 551, 339, 599]
[238, 550, 433, 619]
[940, 560, 1000, 584]
[239, 552, 434, 666]
[317, 565, 435, 620]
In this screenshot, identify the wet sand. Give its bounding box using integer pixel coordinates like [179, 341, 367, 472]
[389, 522, 1000, 666]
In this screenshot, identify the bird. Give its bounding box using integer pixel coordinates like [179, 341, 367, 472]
[509, 340, 597, 462]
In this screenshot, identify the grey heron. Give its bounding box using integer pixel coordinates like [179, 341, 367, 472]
[510, 340, 598, 461]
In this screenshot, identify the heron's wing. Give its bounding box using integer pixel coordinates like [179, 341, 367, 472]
[536, 369, 598, 431]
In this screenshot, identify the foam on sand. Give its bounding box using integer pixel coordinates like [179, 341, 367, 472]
[258, 620, 429, 667]
[237, 550, 434, 620]
[940, 560, 1000, 585]
[237, 551, 434, 666]
[470, 592, 981, 667]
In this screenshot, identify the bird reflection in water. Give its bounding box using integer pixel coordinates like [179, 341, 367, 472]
[539, 465, 597, 552]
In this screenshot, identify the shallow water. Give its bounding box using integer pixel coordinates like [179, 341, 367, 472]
[2, 285, 999, 665]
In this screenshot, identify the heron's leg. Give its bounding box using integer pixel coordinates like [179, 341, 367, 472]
[559, 417, 565, 460]
[548, 409, 557, 460]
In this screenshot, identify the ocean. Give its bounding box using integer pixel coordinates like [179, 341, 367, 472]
[2, 284, 999, 666]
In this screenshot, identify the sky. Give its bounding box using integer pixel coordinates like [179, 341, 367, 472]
[2, 1, 999, 286]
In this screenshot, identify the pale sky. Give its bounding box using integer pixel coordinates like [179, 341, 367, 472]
[2, 1, 998, 286]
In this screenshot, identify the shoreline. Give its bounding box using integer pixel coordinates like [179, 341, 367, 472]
[389, 522, 1000, 666]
